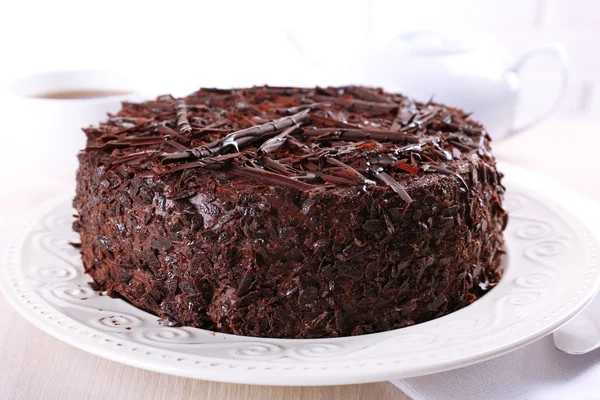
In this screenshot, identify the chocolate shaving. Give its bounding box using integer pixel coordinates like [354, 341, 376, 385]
[313, 95, 398, 114]
[157, 94, 176, 101]
[156, 125, 180, 137]
[87, 136, 165, 150]
[326, 157, 375, 185]
[285, 137, 312, 154]
[303, 128, 419, 143]
[103, 121, 152, 137]
[371, 168, 413, 203]
[175, 100, 192, 135]
[381, 208, 395, 234]
[395, 163, 418, 175]
[319, 173, 358, 185]
[316, 86, 338, 96]
[448, 133, 479, 149]
[162, 153, 241, 174]
[390, 99, 417, 131]
[228, 165, 315, 191]
[109, 150, 161, 166]
[345, 86, 390, 103]
[286, 101, 330, 114]
[107, 117, 147, 126]
[421, 164, 469, 194]
[257, 123, 302, 156]
[432, 142, 453, 161]
[448, 139, 473, 152]
[293, 172, 319, 182]
[165, 139, 189, 152]
[236, 269, 255, 297]
[308, 114, 360, 128]
[421, 164, 472, 226]
[191, 119, 229, 136]
[262, 157, 292, 175]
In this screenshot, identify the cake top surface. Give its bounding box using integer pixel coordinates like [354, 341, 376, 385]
[83, 86, 496, 203]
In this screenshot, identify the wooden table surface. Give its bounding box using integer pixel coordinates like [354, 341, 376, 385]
[1, 119, 598, 400]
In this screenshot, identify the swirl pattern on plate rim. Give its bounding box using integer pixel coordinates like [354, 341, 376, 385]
[0, 184, 599, 384]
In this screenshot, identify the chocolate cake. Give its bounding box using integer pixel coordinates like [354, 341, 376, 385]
[73, 86, 507, 339]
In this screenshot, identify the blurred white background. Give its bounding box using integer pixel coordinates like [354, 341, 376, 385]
[0, 0, 598, 118]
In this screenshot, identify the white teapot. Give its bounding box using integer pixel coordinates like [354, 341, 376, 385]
[315, 32, 568, 141]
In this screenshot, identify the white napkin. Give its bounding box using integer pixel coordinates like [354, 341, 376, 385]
[391, 304, 600, 400]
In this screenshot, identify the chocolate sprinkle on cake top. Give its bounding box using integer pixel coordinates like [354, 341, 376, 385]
[84, 86, 495, 202]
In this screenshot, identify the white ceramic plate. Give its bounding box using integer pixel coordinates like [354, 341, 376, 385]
[2, 162, 600, 386]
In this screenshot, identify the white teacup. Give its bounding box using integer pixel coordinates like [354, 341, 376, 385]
[1, 70, 146, 183]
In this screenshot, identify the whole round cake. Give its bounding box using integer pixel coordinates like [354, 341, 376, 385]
[74, 86, 507, 339]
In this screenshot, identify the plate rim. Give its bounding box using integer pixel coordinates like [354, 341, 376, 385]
[2, 162, 600, 386]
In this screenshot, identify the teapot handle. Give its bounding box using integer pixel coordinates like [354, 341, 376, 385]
[506, 45, 569, 136]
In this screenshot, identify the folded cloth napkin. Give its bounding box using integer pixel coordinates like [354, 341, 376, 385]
[391, 331, 600, 400]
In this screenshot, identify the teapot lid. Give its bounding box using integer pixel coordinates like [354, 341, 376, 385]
[392, 31, 472, 56]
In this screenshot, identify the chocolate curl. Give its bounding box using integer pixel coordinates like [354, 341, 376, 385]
[257, 123, 302, 157]
[175, 100, 192, 135]
[162, 109, 311, 161]
[162, 145, 215, 161]
[216, 109, 309, 152]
